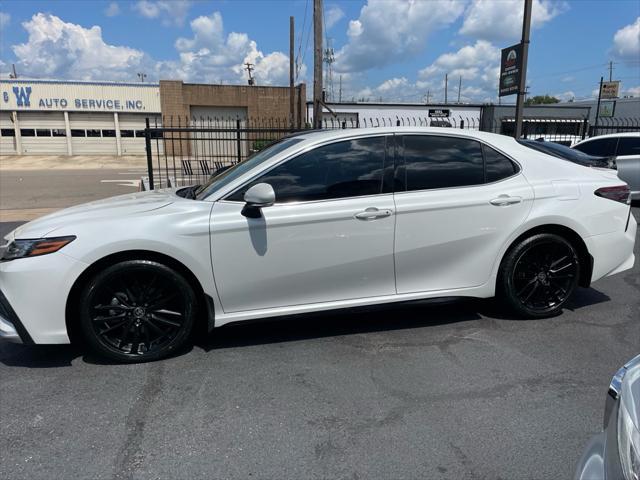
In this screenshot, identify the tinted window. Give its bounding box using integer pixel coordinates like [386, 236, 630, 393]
[484, 144, 518, 182]
[120, 130, 135, 138]
[20, 129, 35, 137]
[616, 137, 640, 156]
[1, 129, 15, 137]
[229, 136, 386, 203]
[86, 129, 101, 137]
[36, 129, 52, 137]
[102, 129, 116, 137]
[402, 135, 483, 191]
[71, 129, 85, 137]
[573, 137, 618, 156]
[52, 129, 66, 137]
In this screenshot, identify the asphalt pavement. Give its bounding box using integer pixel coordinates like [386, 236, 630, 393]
[0, 173, 638, 479]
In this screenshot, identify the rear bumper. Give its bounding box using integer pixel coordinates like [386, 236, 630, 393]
[586, 212, 637, 282]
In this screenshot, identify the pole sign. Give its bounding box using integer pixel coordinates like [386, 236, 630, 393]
[600, 81, 620, 99]
[499, 43, 523, 97]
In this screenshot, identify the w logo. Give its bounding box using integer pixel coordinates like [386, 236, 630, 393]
[12, 86, 32, 107]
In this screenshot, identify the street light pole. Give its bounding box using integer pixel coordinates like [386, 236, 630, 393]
[514, 0, 532, 138]
[313, 0, 323, 129]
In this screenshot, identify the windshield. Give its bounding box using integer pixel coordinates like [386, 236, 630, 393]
[518, 139, 605, 164]
[194, 137, 305, 200]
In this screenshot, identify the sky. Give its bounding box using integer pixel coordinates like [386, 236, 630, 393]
[0, 0, 638, 104]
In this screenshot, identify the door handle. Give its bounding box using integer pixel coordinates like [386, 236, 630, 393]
[354, 207, 393, 220]
[490, 195, 522, 206]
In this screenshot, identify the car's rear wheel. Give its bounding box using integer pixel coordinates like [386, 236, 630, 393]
[499, 233, 580, 318]
[79, 260, 197, 363]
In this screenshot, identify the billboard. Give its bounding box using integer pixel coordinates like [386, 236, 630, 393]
[600, 81, 620, 99]
[499, 43, 522, 97]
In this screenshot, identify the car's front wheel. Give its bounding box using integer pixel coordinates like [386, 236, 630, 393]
[79, 260, 197, 363]
[499, 233, 580, 318]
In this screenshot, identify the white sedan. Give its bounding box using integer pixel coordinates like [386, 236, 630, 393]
[0, 128, 636, 362]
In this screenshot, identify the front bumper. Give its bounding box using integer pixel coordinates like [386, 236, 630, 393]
[0, 290, 31, 344]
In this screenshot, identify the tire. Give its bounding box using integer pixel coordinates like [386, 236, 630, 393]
[79, 260, 197, 363]
[498, 233, 580, 319]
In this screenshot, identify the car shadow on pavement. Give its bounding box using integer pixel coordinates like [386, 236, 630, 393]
[0, 288, 611, 367]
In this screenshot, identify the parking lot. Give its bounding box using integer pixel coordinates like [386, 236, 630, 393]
[0, 172, 638, 479]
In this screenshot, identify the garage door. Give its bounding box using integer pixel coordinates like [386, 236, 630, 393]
[69, 113, 117, 155]
[119, 113, 161, 155]
[0, 111, 17, 155]
[18, 112, 68, 155]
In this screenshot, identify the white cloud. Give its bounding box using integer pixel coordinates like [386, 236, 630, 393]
[334, 0, 465, 73]
[325, 5, 345, 30]
[623, 85, 640, 97]
[104, 2, 120, 17]
[12, 13, 152, 81]
[554, 91, 575, 102]
[0, 11, 10, 28]
[460, 0, 567, 42]
[133, 0, 191, 27]
[612, 17, 640, 59]
[561, 75, 574, 83]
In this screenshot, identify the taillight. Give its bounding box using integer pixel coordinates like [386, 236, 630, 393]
[595, 185, 630, 204]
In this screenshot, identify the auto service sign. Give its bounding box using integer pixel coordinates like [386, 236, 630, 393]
[600, 81, 620, 99]
[499, 43, 522, 97]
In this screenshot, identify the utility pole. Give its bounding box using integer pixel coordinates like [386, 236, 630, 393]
[9, 64, 18, 79]
[426, 90, 431, 104]
[608, 61, 614, 82]
[338, 75, 342, 103]
[457, 75, 462, 103]
[137, 72, 147, 83]
[594, 76, 604, 135]
[444, 73, 448, 104]
[245, 63, 255, 85]
[514, 0, 532, 138]
[289, 16, 295, 130]
[313, 0, 323, 129]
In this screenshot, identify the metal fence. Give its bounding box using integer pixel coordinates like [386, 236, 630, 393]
[143, 114, 640, 190]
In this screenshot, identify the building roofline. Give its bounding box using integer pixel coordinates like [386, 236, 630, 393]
[307, 101, 487, 108]
[0, 78, 160, 88]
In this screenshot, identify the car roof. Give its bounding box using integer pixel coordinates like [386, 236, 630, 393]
[289, 126, 518, 148]
[576, 131, 640, 143]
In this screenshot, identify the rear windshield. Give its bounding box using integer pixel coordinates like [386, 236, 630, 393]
[518, 140, 605, 165]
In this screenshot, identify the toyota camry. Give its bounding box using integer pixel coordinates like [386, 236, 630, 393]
[0, 128, 636, 362]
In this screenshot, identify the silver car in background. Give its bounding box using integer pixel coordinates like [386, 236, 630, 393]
[574, 354, 640, 480]
[573, 133, 640, 201]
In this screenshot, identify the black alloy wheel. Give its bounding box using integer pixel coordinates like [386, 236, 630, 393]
[80, 260, 197, 363]
[499, 233, 580, 318]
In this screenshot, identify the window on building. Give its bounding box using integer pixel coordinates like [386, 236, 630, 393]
[483, 144, 519, 182]
[52, 129, 67, 137]
[616, 137, 640, 157]
[71, 129, 86, 137]
[0, 129, 15, 137]
[228, 136, 387, 203]
[134, 130, 146, 138]
[120, 130, 135, 138]
[573, 137, 618, 157]
[36, 129, 52, 137]
[102, 130, 116, 137]
[20, 129, 36, 137]
[401, 135, 484, 191]
[86, 129, 101, 137]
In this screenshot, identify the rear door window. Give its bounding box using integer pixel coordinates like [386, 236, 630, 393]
[483, 144, 519, 182]
[401, 135, 484, 191]
[615, 137, 640, 156]
[573, 137, 618, 157]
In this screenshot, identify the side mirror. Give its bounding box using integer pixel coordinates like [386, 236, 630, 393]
[242, 183, 275, 218]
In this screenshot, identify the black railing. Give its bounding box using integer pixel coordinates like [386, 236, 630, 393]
[144, 115, 639, 190]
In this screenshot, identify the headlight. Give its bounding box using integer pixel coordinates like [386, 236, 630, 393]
[0, 236, 76, 262]
[619, 402, 640, 480]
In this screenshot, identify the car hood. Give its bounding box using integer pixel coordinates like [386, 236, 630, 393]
[8, 189, 177, 240]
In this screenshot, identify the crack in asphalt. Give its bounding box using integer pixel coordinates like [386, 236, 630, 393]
[113, 362, 165, 480]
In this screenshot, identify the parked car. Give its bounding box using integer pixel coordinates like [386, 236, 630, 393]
[518, 138, 613, 168]
[573, 132, 640, 201]
[574, 354, 640, 480]
[0, 128, 636, 362]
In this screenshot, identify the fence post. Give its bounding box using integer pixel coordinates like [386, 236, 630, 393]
[144, 117, 154, 190]
[581, 119, 589, 139]
[236, 119, 242, 164]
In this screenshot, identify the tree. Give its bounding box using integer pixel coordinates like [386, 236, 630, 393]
[525, 95, 561, 105]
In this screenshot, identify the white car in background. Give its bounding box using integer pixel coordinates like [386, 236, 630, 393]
[573, 132, 640, 200]
[0, 128, 636, 362]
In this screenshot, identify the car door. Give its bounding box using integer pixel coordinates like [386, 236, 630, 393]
[393, 134, 534, 294]
[614, 136, 640, 195]
[210, 134, 396, 313]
